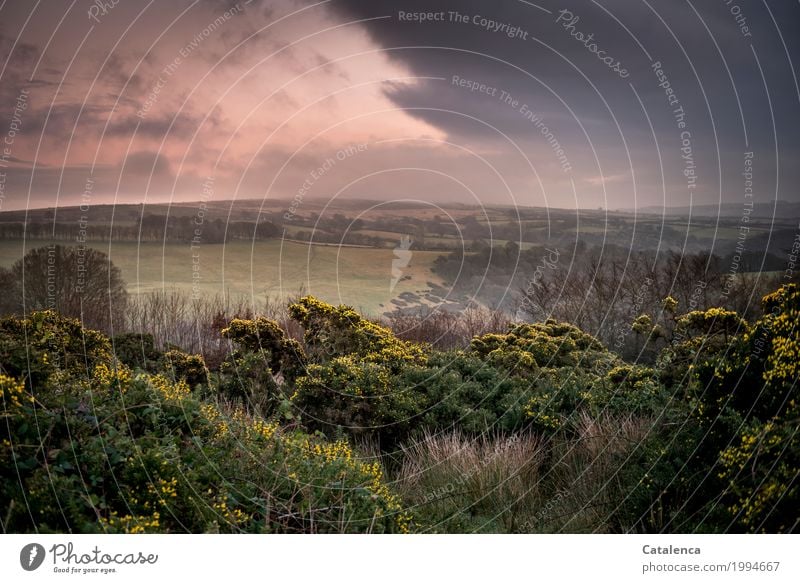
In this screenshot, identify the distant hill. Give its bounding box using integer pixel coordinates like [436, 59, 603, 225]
[630, 200, 800, 219]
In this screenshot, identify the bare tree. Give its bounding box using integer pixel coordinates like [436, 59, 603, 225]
[2, 245, 127, 333]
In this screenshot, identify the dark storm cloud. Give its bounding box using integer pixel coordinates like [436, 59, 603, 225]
[2, 0, 798, 210]
[321, 0, 800, 206]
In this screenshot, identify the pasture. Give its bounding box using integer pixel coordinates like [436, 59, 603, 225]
[0, 239, 446, 316]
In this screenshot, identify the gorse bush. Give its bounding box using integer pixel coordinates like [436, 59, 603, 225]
[714, 285, 800, 532]
[0, 310, 112, 386]
[0, 311, 412, 533]
[111, 332, 162, 372]
[159, 348, 210, 389]
[2, 287, 798, 533]
[288, 295, 425, 366]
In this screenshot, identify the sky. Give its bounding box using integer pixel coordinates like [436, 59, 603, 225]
[0, 0, 798, 212]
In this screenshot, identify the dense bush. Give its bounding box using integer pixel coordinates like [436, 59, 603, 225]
[0, 312, 413, 533]
[111, 332, 162, 372]
[2, 285, 798, 534]
[611, 286, 800, 533]
[288, 295, 424, 366]
[0, 310, 112, 386]
[714, 285, 800, 532]
[159, 348, 211, 390]
[217, 316, 307, 416]
[290, 305, 665, 447]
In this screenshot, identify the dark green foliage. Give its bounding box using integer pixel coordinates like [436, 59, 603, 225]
[415, 351, 531, 434]
[3, 284, 799, 534]
[159, 349, 210, 389]
[221, 317, 306, 382]
[471, 319, 613, 373]
[715, 285, 800, 532]
[0, 311, 412, 534]
[219, 317, 307, 416]
[112, 332, 162, 371]
[287, 295, 423, 366]
[293, 356, 419, 447]
[217, 351, 282, 416]
[0, 310, 112, 386]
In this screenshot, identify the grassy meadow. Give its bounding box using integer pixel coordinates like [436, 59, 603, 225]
[0, 238, 446, 316]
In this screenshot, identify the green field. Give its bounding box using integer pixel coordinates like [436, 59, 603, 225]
[0, 239, 446, 316]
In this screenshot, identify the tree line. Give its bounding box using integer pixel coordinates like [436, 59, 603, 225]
[0, 214, 279, 243]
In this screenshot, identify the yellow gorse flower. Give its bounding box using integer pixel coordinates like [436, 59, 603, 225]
[0, 374, 31, 409]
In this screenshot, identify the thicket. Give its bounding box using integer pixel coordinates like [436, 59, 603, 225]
[2, 285, 798, 533]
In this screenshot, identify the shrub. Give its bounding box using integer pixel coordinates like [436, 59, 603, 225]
[159, 349, 210, 389]
[718, 411, 798, 533]
[112, 332, 162, 371]
[714, 285, 800, 532]
[292, 356, 423, 448]
[415, 350, 531, 435]
[0, 310, 112, 386]
[471, 320, 613, 374]
[0, 313, 414, 534]
[219, 317, 307, 416]
[288, 295, 424, 367]
[221, 317, 306, 382]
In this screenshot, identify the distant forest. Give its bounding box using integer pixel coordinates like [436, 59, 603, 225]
[0, 214, 279, 243]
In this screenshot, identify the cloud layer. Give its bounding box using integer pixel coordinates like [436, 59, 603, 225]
[0, 0, 798, 211]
